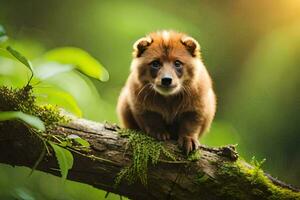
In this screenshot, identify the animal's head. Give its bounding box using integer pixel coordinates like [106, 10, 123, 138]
[130, 30, 204, 96]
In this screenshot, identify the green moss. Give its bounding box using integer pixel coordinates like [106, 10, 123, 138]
[196, 170, 210, 183]
[188, 150, 201, 161]
[238, 160, 300, 200]
[115, 129, 176, 186]
[214, 160, 300, 200]
[0, 85, 68, 130]
[193, 157, 300, 200]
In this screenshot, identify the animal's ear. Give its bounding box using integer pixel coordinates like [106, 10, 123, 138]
[181, 36, 201, 57]
[133, 36, 152, 57]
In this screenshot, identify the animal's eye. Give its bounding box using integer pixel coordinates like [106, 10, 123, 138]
[150, 60, 161, 69]
[174, 60, 182, 68]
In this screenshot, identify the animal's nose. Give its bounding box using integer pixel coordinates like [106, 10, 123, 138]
[161, 77, 172, 86]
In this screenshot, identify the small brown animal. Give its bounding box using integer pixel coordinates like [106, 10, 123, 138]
[117, 30, 216, 154]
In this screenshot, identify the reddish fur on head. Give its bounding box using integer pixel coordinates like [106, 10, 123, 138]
[117, 30, 216, 154]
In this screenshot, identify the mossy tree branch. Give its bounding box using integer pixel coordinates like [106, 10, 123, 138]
[0, 116, 299, 200]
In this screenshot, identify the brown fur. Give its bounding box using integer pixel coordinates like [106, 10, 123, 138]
[117, 30, 216, 154]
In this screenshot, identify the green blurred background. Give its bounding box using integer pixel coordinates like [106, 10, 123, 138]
[0, 0, 300, 199]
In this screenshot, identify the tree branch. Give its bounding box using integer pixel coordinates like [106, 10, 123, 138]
[0, 117, 299, 200]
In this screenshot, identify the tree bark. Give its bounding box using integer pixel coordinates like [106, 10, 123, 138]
[0, 117, 299, 200]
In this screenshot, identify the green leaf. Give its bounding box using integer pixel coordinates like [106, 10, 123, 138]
[67, 134, 90, 147]
[0, 111, 45, 131]
[6, 46, 34, 74]
[49, 142, 74, 179]
[44, 47, 109, 81]
[0, 48, 16, 59]
[13, 188, 35, 200]
[35, 62, 74, 80]
[35, 87, 82, 117]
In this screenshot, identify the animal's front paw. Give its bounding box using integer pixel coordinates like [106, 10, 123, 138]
[154, 132, 171, 141]
[145, 127, 170, 141]
[178, 135, 200, 155]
